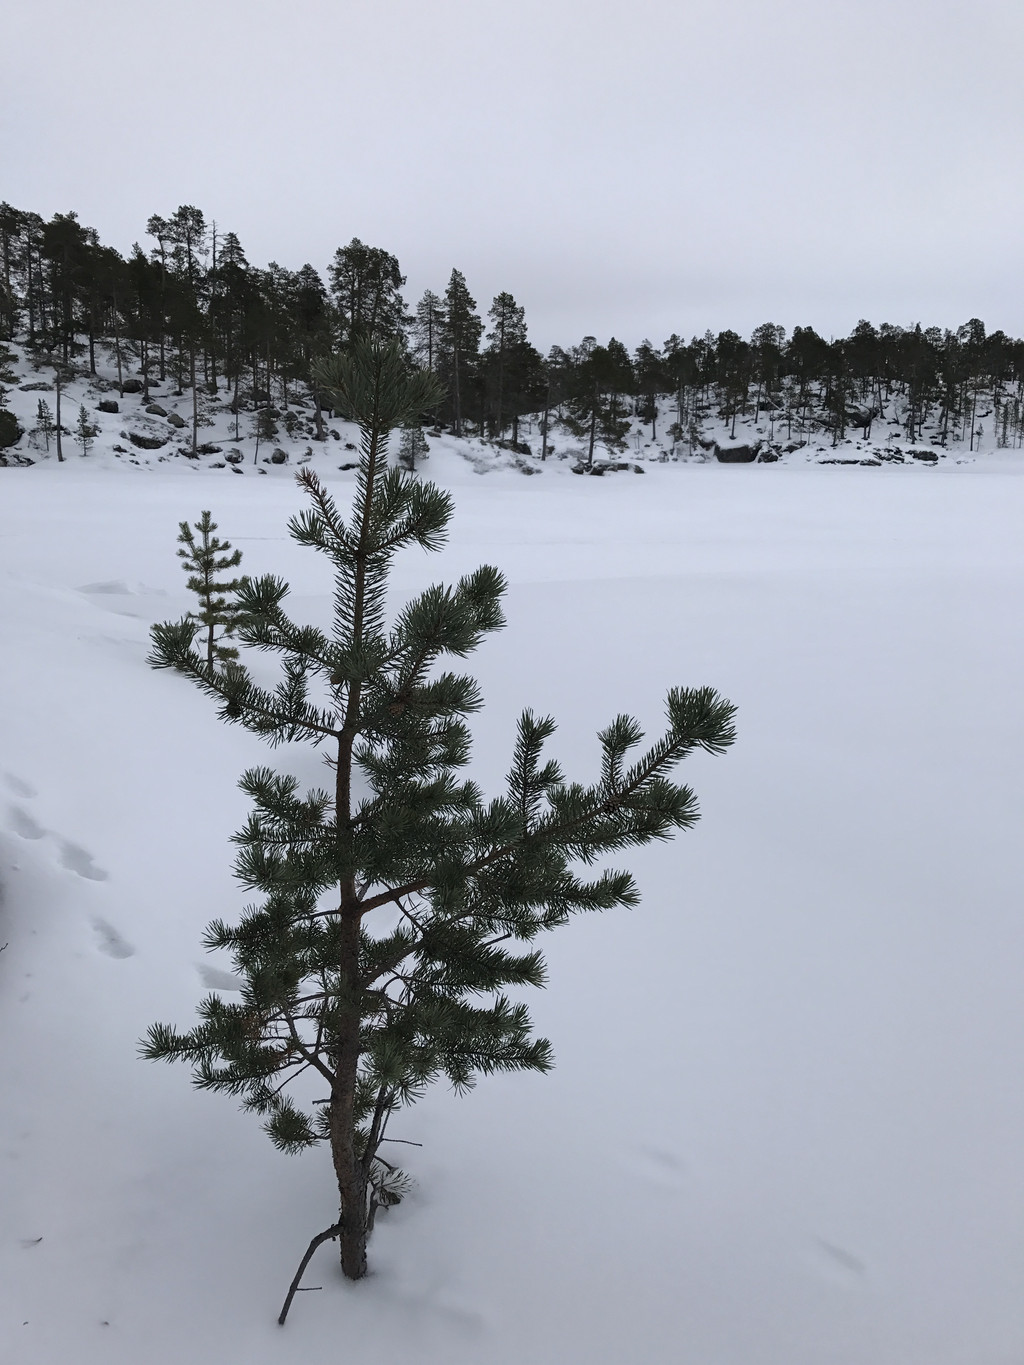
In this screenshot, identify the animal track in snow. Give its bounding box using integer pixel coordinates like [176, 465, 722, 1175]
[8, 806, 45, 840]
[3, 773, 37, 799]
[57, 840, 109, 882]
[7, 794, 110, 881]
[92, 918, 135, 959]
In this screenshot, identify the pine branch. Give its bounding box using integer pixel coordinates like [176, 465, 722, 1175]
[278, 1223, 343, 1326]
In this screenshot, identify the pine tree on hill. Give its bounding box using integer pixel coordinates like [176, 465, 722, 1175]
[484, 291, 527, 438]
[173, 511, 244, 668]
[502, 338, 546, 447]
[34, 398, 54, 452]
[143, 339, 737, 1318]
[634, 339, 665, 440]
[251, 406, 278, 464]
[410, 288, 445, 374]
[328, 238, 406, 348]
[397, 421, 429, 471]
[564, 338, 633, 467]
[439, 268, 482, 436]
[74, 403, 96, 457]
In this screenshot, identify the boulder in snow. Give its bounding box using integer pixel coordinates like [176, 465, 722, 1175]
[572, 460, 645, 475]
[845, 404, 876, 428]
[128, 431, 168, 450]
[714, 441, 760, 463]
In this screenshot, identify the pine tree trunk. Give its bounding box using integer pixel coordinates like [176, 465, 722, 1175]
[55, 371, 64, 462]
[205, 559, 215, 668]
[191, 347, 199, 457]
[113, 307, 124, 397]
[324, 419, 388, 1281]
[27, 251, 35, 344]
[495, 345, 504, 439]
[328, 916, 369, 1280]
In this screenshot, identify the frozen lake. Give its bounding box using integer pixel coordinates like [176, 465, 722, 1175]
[2, 455, 1023, 1364]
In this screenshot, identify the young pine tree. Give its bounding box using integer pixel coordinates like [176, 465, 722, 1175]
[74, 403, 96, 457]
[252, 407, 278, 464]
[143, 340, 736, 1318]
[397, 422, 429, 472]
[35, 398, 54, 451]
[174, 511, 244, 668]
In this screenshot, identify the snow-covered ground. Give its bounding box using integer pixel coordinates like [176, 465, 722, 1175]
[3, 447, 1024, 1364]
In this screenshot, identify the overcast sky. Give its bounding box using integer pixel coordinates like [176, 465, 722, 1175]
[5, 0, 1023, 351]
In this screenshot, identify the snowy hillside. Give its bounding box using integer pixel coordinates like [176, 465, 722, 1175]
[2, 408, 1024, 1363]
[0, 340, 1010, 476]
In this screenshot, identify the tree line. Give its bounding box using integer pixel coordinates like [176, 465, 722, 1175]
[2, 200, 1024, 459]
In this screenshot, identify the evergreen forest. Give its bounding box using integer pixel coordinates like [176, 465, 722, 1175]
[2, 200, 1023, 463]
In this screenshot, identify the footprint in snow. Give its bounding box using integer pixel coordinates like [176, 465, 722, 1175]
[92, 918, 135, 960]
[7, 792, 109, 881]
[3, 773, 38, 799]
[57, 840, 109, 882]
[8, 806, 45, 841]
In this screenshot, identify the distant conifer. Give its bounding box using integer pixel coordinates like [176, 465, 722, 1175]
[397, 422, 429, 471]
[74, 403, 96, 456]
[35, 399, 54, 451]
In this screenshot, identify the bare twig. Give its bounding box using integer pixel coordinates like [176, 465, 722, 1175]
[278, 1221, 343, 1326]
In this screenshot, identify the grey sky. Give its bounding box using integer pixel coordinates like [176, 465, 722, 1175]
[5, 0, 1023, 350]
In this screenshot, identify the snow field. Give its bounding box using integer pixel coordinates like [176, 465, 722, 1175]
[2, 457, 1024, 1364]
